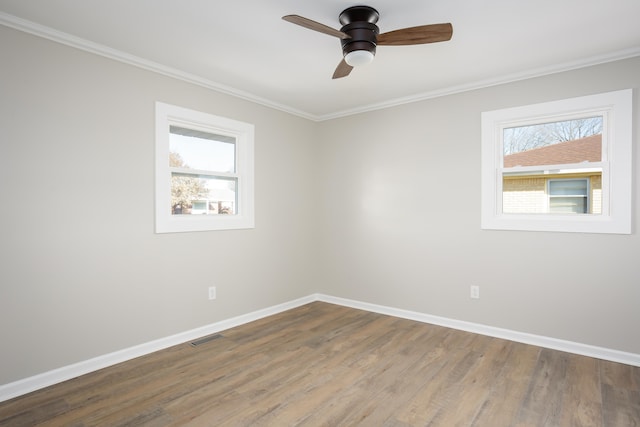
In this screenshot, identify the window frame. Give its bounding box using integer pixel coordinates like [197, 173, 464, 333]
[481, 89, 633, 234]
[155, 102, 255, 233]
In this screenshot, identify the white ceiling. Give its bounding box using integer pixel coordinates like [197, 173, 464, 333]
[1, 0, 640, 120]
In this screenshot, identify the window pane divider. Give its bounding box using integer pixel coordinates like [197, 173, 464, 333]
[500, 161, 605, 175]
[169, 166, 237, 179]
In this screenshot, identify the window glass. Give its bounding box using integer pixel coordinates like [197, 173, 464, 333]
[503, 117, 602, 166]
[170, 174, 237, 215]
[169, 126, 236, 173]
[548, 179, 588, 214]
[501, 118, 603, 216]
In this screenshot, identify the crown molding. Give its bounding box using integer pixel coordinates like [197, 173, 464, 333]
[316, 46, 640, 121]
[2, 11, 639, 122]
[0, 12, 317, 121]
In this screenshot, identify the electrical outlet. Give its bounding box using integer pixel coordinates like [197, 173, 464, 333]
[470, 285, 480, 299]
[208, 286, 217, 300]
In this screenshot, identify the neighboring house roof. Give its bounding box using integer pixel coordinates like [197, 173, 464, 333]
[503, 134, 601, 167]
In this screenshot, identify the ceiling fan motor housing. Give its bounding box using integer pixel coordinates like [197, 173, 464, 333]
[339, 6, 380, 60]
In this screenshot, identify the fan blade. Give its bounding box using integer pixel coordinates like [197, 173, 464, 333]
[282, 15, 351, 39]
[377, 23, 453, 46]
[332, 59, 353, 79]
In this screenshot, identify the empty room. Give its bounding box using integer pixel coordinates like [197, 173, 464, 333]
[1, 0, 639, 425]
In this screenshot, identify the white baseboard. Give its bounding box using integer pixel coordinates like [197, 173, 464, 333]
[2, 292, 638, 403]
[316, 294, 640, 368]
[0, 294, 316, 403]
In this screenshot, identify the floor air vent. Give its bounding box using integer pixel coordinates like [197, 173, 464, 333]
[190, 334, 223, 347]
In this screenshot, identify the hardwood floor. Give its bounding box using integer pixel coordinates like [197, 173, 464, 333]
[1, 302, 639, 426]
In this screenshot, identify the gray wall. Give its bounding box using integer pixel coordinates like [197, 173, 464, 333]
[0, 26, 321, 385]
[318, 57, 640, 355]
[1, 23, 638, 386]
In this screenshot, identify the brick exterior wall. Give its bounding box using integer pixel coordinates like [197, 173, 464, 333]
[503, 178, 547, 213]
[591, 174, 602, 214]
[503, 174, 601, 214]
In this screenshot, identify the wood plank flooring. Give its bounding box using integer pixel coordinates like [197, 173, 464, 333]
[1, 302, 639, 426]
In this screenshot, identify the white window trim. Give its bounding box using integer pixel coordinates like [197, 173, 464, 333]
[481, 89, 633, 234]
[155, 102, 255, 233]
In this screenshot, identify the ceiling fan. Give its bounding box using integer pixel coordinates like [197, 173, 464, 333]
[282, 5, 453, 79]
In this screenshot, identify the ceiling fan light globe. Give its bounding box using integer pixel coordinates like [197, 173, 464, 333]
[344, 50, 374, 67]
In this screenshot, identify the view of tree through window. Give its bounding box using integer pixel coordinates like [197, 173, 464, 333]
[169, 152, 208, 214]
[169, 127, 237, 216]
[501, 116, 604, 215]
[503, 116, 602, 157]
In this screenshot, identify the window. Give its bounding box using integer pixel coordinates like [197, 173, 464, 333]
[481, 89, 632, 234]
[155, 102, 254, 233]
[548, 179, 589, 214]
